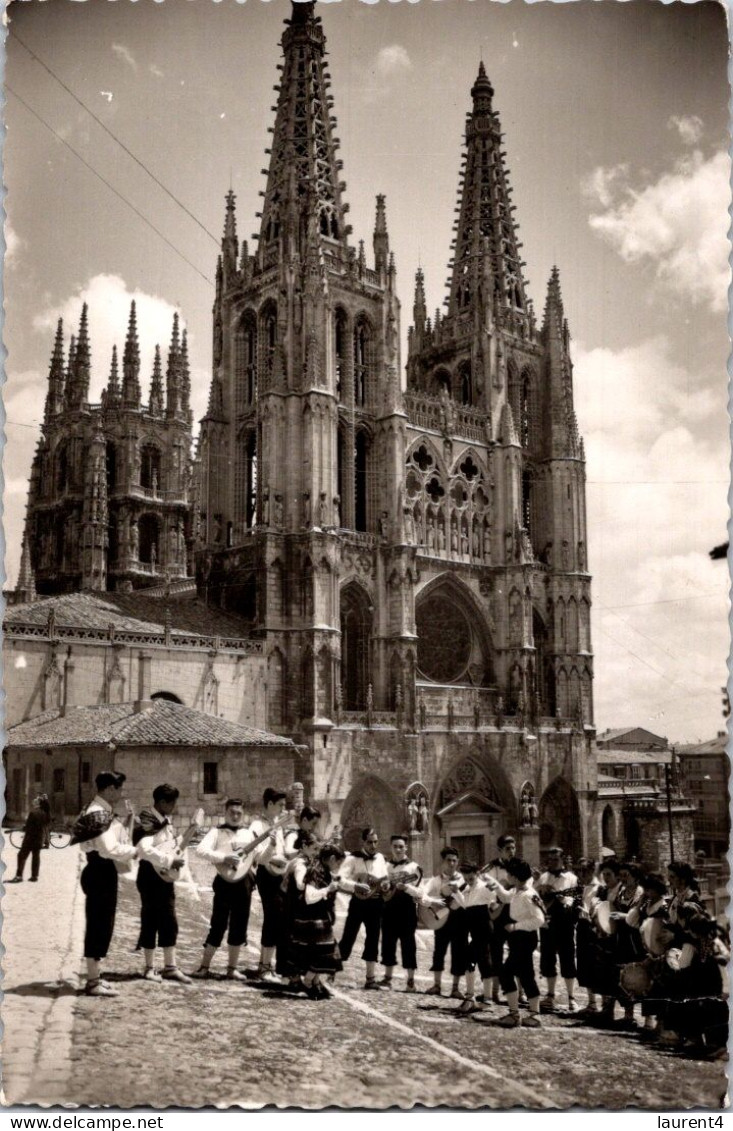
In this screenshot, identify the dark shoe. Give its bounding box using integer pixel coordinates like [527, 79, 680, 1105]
[522, 1014, 542, 1028]
[29, 877, 39, 883]
[8, 877, 22, 884]
[449, 988, 465, 1000]
[424, 984, 442, 996]
[306, 983, 323, 1000]
[497, 1011, 521, 1028]
[191, 966, 215, 980]
[317, 982, 333, 999]
[378, 977, 393, 989]
[539, 995, 556, 1013]
[404, 981, 417, 994]
[364, 979, 381, 991]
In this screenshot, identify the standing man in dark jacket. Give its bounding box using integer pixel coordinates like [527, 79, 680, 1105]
[8, 796, 52, 883]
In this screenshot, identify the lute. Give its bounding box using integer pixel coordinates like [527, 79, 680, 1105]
[154, 808, 205, 882]
[220, 811, 292, 880]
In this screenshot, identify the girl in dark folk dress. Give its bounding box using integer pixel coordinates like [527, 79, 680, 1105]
[657, 862, 729, 1052]
[277, 831, 320, 984]
[288, 843, 355, 1000]
[598, 860, 644, 1029]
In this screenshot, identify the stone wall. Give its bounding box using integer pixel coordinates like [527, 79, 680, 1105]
[4, 636, 267, 729]
[5, 742, 301, 827]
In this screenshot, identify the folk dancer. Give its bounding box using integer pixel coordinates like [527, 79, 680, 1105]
[8, 795, 52, 884]
[277, 829, 321, 984]
[659, 862, 728, 1052]
[248, 787, 289, 980]
[338, 827, 390, 989]
[487, 857, 546, 1028]
[193, 798, 256, 980]
[451, 861, 496, 1015]
[379, 835, 422, 993]
[623, 871, 672, 1039]
[72, 771, 138, 997]
[283, 805, 322, 859]
[290, 843, 363, 999]
[601, 859, 645, 1029]
[420, 846, 467, 999]
[587, 857, 622, 1018]
[574, 857, 602, 1016]
[536, 846, 580, 1013]
[484, 834, 517, 1004]
[134, 783, 192, 985]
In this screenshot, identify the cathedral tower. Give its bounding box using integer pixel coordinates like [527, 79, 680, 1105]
[26, 304, 194, 594]
[198, 0, 407, 733]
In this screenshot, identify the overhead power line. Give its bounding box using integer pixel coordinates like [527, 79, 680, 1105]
[7, 85, 214, 288]
[9, 28, 221, 250]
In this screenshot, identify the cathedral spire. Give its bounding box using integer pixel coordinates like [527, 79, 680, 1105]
[122, 300, 141, 407]
[166, 312, 182, 417]
[69, 303, 91, 408]
[106, 344, 121, 405]
[257, 0, 350, 261]
[15, 515, 36, 604]
[180, 328, 191, 417]
[222, 190, 239, 284]
[373, 194, 389, 274]
[81, 428, 108, 591]
[149, 344, 164, 415]
[44, 317, 65, 421]
[542, 265, 565, 338]
[445, 64, 530, 332]
[65, 334, 77, 406]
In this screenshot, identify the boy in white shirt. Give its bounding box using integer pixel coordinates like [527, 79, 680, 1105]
[486, 857, 546, 1028]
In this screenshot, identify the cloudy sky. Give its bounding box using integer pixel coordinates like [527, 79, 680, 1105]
[4, 0, 729, 743]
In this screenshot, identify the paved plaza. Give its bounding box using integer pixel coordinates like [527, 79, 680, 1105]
[1, 837, 727, 1110]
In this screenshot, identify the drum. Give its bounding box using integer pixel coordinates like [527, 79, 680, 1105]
[641, 916, 674, 957]
[619, 961, 653, 999]
[595, 900, 614, 935]
[417, 903, 450, 931]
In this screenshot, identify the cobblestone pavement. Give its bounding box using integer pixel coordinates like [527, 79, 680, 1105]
[2, 830, 85, 1105]
[3, 845, 728, 1110]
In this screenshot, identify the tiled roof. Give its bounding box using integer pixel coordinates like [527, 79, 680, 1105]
[677, 735, 728, 756]
[597, 726, 668, 746]
[7, 701, 294, 749]
[596, 748, 672, 765]
[4, 590, 253, 641]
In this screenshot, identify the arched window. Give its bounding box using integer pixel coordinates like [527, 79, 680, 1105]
[340, 585, 372, 710]
[151, 691, 183, 704]
[260, 302, 277, 383]
[354, 319, 370, 407]
[459, 361, 472, 406]
[245, 431, 257, 529]
[521, 469, 533, 537]
[355, 430, 368, 532]
[56, 443, 69, 493]
[334, 309, 347, 400]
[234, 312, 257, 410]
[533, 609, 555, 716]
[434, 368, 451, 397]
[140, 445, 161, 492]
[139, 514, 160, 566]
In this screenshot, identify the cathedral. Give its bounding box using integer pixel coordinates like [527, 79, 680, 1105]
[13, 1, 598, 866]
[193, 1, 595, 863]
[23, 303, 193, 596]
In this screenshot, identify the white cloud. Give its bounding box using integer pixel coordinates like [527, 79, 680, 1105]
[375, 45, 412, 77]
[5, 219, 23, 268]
[32, 274, 184, 406]
[668, 114, 704, 146]
[111, 43, 138, 72]
[581, 163, 629, 209]
[587, 149, 730, 314]
[572, 334, 729, 740]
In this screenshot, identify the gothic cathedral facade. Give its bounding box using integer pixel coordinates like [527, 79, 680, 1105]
[196, 2, 596, 863]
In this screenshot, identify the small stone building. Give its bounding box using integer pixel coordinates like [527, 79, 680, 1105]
[5, 699, 302, 826]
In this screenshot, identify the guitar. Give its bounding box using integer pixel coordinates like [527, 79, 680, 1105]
[352, 872, 392, 900]
[382, 869, 422, 903]
[154, 808, 205, 882]
[220, 811, 292, 881]
[417, 874, 464, 930]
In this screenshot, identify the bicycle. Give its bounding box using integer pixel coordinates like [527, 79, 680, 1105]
[8, 826, 72, 850]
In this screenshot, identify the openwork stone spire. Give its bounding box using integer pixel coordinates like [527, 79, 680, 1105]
[122, 300, 141, 407]
[44, 318, 66, 421]
[445, 62, 530, 333]
[257, 0, 350, 261]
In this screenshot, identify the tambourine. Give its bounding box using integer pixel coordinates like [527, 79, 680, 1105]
[594, 900, 614, 935]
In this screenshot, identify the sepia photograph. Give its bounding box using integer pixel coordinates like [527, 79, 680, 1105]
[1, 0, 730, 1112]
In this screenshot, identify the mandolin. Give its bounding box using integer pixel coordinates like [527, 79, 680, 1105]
[220, 811, 292, 881]
[382, 869, 422, 903]
[154, 808, 205, 882]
